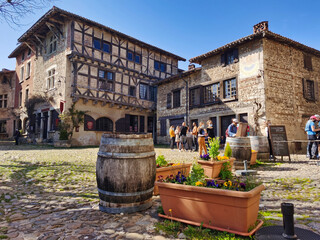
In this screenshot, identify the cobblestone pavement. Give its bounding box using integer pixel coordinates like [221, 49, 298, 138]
[0, 143, 319, 239]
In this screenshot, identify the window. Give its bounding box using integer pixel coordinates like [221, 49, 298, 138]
[140, 116, 145, 133]
[129, 86, 136, 97]
[98, 70, 114, 91]
[204, 83, 220, 103]
[190, 88, 201, 106]
[48, 35, 57, 54]
[154, 61, 166, 72]
[96, 117, 113, 132]
[129, 115, 138, 132]
[26, 62, 31, 78]
[0, 121, 6, 133]
[304, 55, 312, 71]
[303, 79, 317, 101]
[127, 51, 141, 64]
[19, 91, 22, 107]
[93, 38, 111, 53]
[167, 93, 172, 109]
[21, 52, 25, 61]
[173, 90, 181, 108]
[25, 89, 29, 103]
[139, 83, 148, 100]
[50, 110, 59, 131]
[20, 66, 24, 82]
[0, 94, 8, 108]
[147, 116, 153, 133]
[160, 119, 166, 136]
[27, 48, 31, 56]
[127, 51, 134, 61]
[224, 78, 237, 99]
[47, 68, 55, 89]
[221, 48, 238, 66]
[149, 86, 157, 102]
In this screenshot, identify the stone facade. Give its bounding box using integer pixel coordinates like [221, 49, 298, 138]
[156, 25, 320, 154]
[0, 69, 16, 139]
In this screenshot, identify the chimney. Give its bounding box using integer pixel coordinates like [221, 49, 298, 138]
[253, 21, 268, 34]
[188, 64, 195, 71]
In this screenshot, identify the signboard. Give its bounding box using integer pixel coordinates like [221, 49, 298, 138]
[268, 125, 291, 161]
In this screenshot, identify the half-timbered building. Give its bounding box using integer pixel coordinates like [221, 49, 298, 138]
[9, 6, 185, 145]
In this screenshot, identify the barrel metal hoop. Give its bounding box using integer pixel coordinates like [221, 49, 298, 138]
[97, 151, 155, 159]
[99, 201, 153, 214]
[97, 187, 154, 197]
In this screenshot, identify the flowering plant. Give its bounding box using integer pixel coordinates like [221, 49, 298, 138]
[200, 154, 210, 160]
[158, 164, 260, 192]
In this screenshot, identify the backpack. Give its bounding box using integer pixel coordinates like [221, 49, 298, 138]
[225, 128, 229, 137]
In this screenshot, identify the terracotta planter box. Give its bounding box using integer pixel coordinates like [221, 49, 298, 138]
[250, 151, 258, 165]
[154, 163, 191, 195]
[156, 181, 264, 236]
[198, 158, 235, 178]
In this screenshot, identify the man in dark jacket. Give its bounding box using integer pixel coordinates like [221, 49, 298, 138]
[14, 129, 20, 145]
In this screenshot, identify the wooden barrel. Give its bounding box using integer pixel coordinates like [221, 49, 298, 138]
[96, 133, 156, 214]
[225, 137, 251, 170]
[249, 136, 270, 161]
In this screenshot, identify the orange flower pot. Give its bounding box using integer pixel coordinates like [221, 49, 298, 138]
[250, 151, 258, 165]
[154, 163, 191, 195]
[198, 158, 235, 178]
[156, 181, 265, 236]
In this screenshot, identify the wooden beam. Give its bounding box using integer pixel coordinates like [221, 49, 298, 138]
[23, 42, 36, 55]
[46, 22, 60, 40]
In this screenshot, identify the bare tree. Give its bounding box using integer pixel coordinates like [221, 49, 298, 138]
[0, 0, 54, 26]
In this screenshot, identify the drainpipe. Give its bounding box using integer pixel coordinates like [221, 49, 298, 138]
[181, 74, 189, 125]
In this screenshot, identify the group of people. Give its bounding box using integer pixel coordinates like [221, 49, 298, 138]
[305, 114, 320, 159]
[169, 119, 241, 157]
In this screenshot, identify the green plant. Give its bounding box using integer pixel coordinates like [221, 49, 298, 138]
[156, 155, 168, 167]
[154, 220, 181, 238]
[224, 142, 232, 158]
[186, 164, 207, 186]
[219, 161, 233, 180]
[207, 137, 220, 159]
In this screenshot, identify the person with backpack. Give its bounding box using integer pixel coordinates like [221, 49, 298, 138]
[305, 115, 320, 159]
[198, 122, 207, 157]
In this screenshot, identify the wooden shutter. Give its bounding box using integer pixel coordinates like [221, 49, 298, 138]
[315, 81, 319, 101]
[167, 93, 172, 109]
[221, 53, 225, 66]
[304, 55, 312, 70]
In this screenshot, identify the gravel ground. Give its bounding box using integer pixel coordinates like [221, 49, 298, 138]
[0, 142, 319, 239]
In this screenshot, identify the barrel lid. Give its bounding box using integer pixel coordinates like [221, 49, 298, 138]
[102, 133, 153, 139]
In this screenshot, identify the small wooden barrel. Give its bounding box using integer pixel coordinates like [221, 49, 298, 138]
[249, 136, 270, 161]
[225, 137, 251, 170]
[96, 133, 156, 214]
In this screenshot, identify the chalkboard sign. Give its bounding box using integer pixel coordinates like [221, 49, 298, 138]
[269, 125, 291, 161]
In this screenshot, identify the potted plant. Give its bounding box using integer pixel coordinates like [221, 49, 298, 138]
[198, 138, 235, 178]
[156, 164, 265, 236]
[54, 113, 72, 148]
[154, 155, 191, 195]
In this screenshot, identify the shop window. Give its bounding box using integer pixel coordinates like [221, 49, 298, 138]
[96, 117, 113, 132]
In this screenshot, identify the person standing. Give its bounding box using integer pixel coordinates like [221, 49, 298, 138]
[192, 122, 198, 151]
[180, 122, 188, 151]
[198, 122, 207, 157]
[227, 119, 238, 137]
[169, 125, 175, 150]
[186, 126, 193, 151]
[175, 126, 181, 151]
[305, 115, 320, 159]
[14, 129, 20, 145]
[206, 120, 215, 140]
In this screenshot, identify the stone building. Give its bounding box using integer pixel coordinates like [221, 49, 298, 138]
[8, 6, 185, 145]
[156, 22, 320, 152]
[0, 69, 17, 139]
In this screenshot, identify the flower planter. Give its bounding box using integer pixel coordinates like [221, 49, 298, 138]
[156, 181, 265, 236]
[154, 163, 192, 195]
[250, 151, 258, 165]
[198, 158, 235, 178]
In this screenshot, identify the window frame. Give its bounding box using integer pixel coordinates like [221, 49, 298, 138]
[172, 89, 181, 108]
[223, 78, 237, 100]
[26, 61, 31, 79]
[0, 94, 8, 108]
[154, 60, 167, 72]
[221, 48, 239, 66]
[204, 82, 220, 104]
[93, 38, 111, 54]
[47, 68, 56, 90]
[303, 78, 317, 102]
[20, 66, 24, 82]
[96, 117, 113, 132]
[303, 54, 313, 71]
[48, 34, 57, 54]
[129, 86, 136, 97]
[98, 69, 114, 91]
[167, 93, 172, 109]
[189, 87, 201, 107]
[127, 51, 142, 64]
[139, 83, 149, 100]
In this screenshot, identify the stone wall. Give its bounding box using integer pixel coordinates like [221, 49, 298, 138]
[263, 38, 320, 152]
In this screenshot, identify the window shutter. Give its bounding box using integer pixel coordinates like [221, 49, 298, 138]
[233, 48, 239, 62]
[315, 81, 319, 101]
[302, 78, 308, 99]
[221, 54, 225, 66]
[167, 93, 172, 109]
[200, 86, 204, 106]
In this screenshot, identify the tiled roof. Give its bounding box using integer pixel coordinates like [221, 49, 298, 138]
[190, 30, 320, 64]
[153, 67, 201, 86]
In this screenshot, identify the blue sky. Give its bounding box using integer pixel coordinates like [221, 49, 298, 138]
[1, 0, 320, 70]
